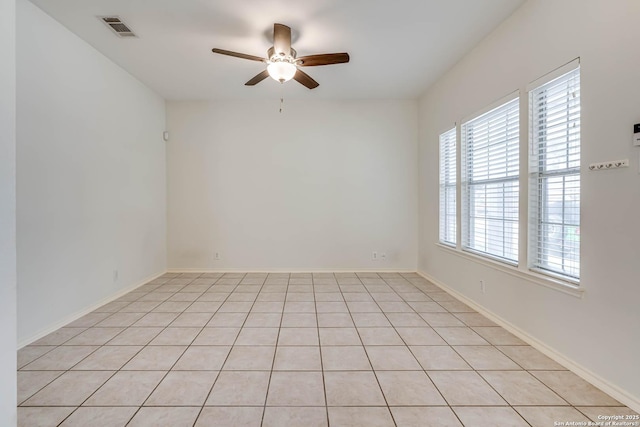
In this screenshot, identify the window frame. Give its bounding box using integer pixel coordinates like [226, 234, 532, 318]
[460, 94, 520, 265]
[528, 62, 581, 283]
[439, 127, 457, 247]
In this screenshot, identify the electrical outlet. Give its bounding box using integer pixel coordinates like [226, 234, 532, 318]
[380, 252, 387, 261]
[480, 280, 485, 293]
[372, 251, 378, 261]
[215, 252, 221, 261]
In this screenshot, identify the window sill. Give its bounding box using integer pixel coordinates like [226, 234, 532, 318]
[435, 243, 584, 299]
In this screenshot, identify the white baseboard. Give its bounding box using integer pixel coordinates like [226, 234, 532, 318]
[417, 270, 640, 413]
[18, 270, 166, 349]
[167, 268, 417, 273]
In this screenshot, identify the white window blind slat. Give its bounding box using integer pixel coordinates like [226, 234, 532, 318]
[439, 128, 457, 246]
[529, 67, 581, 281]
[462, 98, 520, 264]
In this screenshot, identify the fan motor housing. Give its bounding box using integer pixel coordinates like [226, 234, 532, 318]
[268, 47, 296, 62]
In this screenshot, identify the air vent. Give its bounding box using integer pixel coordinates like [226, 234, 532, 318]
[99, 16, 136, 38]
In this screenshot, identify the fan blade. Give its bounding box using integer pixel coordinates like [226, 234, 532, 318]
[245, 70, 270, 86]
[273, 23, 291, 56]
[297, 53, 350, 67]
[293, 69, 319, 89]
[212, 48, 266, 63]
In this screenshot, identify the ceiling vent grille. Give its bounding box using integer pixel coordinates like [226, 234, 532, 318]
[99, 16, 136, 37]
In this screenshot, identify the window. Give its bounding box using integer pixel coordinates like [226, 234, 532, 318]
[461, 97, 520, 263]
[529, 66, 580, 281]
[439, 128, 457, 246]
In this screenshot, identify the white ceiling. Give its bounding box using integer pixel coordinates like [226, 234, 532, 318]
[28, 0, 525, 100]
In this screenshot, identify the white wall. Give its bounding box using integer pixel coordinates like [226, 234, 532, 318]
[0, 0, 17, 422]
[167, 99, 417, 271]
[17, 0, 167, 344]
[419, 0, 640, 407]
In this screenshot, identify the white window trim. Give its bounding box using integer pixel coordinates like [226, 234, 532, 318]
[436, 242, 584, 298]
[460, 92, 520, 265]
[434, 75, 585, 297]
[439, 126, 457, 247]
[527, 59, 581, 283]
[460, 91, 520, 126]
[526, 58, 580, 92]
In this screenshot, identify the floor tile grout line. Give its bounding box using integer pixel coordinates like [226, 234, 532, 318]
[53, 369, 120, 426]
[18, 271, 634, 426]
[396, 276, 538, 426]
[122, 273, 206, 344]
[372, 275, 452, 408]
[391, 274, 471, 427]
[313, 272, 349, 425]
[122, 271, 208, 427]
[72, 272, 196, 425]
[407, 277, 569, 423]
[163, 271, 220, 427]
[16, 370, 65, 407]
[21, 328, 91, 364]
[21, 341, 108, 406]
[318, 274, 330, 427]
[19, 278, 172, 407]
[367, 274, 448, 425]
[192, 272, 250, 427]
[400, 274, 519, 426]
[260, 272, 289, 427]
[341, 273, 398, 427]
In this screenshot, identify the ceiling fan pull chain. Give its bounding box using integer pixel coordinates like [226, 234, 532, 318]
[279, 83, 285, 113]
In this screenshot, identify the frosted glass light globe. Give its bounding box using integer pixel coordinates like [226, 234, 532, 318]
[267, 61, 297, 83]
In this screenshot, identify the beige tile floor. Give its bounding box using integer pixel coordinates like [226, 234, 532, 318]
[17, 272, 637, 426]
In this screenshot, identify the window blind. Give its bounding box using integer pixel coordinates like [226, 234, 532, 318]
[462, 97, 520, 263]
[439, 128, 457, 246]
[529, 67, 580, 280]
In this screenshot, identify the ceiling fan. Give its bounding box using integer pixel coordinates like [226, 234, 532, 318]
[212, 23, 350, 89]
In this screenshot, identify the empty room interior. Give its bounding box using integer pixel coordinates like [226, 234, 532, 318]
[2, 0, 640, 426]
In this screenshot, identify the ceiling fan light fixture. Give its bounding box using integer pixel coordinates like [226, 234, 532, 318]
[267, 61, 297, 83]
[212, 23, 349, 89]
